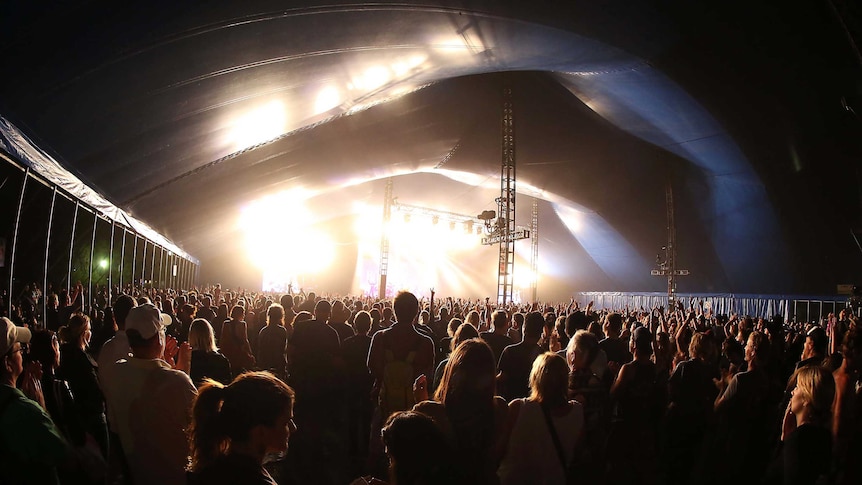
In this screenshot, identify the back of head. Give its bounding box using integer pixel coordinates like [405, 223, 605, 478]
[492, 310, 507, 332]
[746, 331, 770, 365]
[606, 313, 623, 335]
[435, 338, 496, 406]
[513, 312, 524, 327]
[354, 311, 372, 335]
[30, 329, 58, 371]
[382, 411, 453, 485]
[394, 291, 419, 325]
[631, 326, 653, 355]
[190, 372, 294, 471]
[529, 352, 569, 406]
[690, 332, 717, 363]
[447, 318, 463, 337]
[567, 329, 600, 366]
[230, 305, 245, 320]
[452, 323, 479, 350]
[58, 313, 89, 345]
[523, 311, 545, 340]
[189, 319, 217, 352]
[280, 294, 293, 309]
[267, 303, 285, 326]
[806, 326, 828, 357]
[313, 299, 332, 320]
[113, 294, 137, 329]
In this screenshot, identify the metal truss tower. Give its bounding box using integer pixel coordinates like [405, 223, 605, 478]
[530, 198, 539, 302]
[497, 87, 517, 305]
[379, 178, 394, 299]
[651, 182, 689, 307]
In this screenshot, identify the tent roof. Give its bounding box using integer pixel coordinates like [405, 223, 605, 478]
[1, 1, 860, 296]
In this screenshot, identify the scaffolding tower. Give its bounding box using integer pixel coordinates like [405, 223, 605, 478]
[531, 198, 539, 302]
[379, 178, 394, 299]
[497, 87, 517, 305]
[651, 182, 689, 307]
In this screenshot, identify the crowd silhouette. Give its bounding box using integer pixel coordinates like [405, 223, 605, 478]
[0, 282, 860, 485]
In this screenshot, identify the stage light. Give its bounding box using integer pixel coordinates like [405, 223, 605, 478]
[98, 259, 108, 269]
[449, 221, 456, 231]
[229, 101, 286, 151]
[432, 216, 439, 225]
[314, 86, 342, 114]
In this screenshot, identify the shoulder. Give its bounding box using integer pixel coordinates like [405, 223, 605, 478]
[413, 399, 444, 417]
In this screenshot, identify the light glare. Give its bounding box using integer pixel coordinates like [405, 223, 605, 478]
[229, 101, 287, 151]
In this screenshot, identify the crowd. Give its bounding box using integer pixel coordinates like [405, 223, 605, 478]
[0, 282, 860, 485]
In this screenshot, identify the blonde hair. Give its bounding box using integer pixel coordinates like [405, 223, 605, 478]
[529, 352, 569, 407]
[794, 365, 835, 426]
[689, 332, 717, 362]
[188, 318, 217, 352]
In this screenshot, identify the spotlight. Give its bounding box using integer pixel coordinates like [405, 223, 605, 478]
[449, 221, 456, 231]
[404, 214, 411, 223]
[432, 216, 439, 225]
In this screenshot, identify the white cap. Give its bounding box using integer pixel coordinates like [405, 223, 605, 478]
[125, 303, 172, 340]
[1, 317, 32, 356]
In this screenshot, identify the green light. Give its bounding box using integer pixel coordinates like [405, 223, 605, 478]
[99, 259, 108, 269]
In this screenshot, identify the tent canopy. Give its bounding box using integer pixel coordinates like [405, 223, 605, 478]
[1, 1, 860, 297]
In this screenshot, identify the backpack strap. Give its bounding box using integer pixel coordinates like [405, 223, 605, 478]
[539, 403, 569, 476]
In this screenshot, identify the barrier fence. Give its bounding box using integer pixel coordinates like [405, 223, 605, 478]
[575, 292, 851, 322]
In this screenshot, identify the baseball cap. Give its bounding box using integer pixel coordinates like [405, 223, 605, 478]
[126, 303, 172, 340]
[1, 317, 32, 356]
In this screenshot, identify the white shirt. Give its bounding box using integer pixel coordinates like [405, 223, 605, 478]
[98, 330, 131, 424]
[103, 357, 196, 485]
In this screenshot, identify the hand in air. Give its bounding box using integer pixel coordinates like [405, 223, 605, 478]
[413, 374, 429, 403]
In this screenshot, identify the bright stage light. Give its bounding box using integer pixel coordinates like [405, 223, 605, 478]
[229, 101, 287, 151]
[98, 259, 108, 269]
[556, 205, 584, 233]
[314, 86, 342, 114]
[240, 190, 334, 282]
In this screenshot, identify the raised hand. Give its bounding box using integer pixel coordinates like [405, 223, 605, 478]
[175, 342, 191, 374]
[413, 374, 429, 403]
[163, 335, 179, 367]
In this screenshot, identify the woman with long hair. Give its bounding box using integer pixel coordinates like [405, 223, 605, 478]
[57, 313, 109, 459]
[432, 323, 478, 392]
[413, 338, 507, 485]
[498, 352, 584, 485]
[188, 372, 296, 484]
[763, 365, 835, 485]
[188, 318, 232, 387]
[30, 329, 86, 445]
[663, 332, 720, 485]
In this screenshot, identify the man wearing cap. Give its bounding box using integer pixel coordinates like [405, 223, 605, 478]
[0, 317, 68, 484]
[102, 304, 196, 485]
[797, 326, 828, 370]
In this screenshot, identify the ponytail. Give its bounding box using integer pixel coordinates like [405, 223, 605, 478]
[188, 379, 227, 471]
[188, 372, 295, 472]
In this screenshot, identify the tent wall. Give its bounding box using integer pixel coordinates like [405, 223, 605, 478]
[0, 153, 198, 319]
